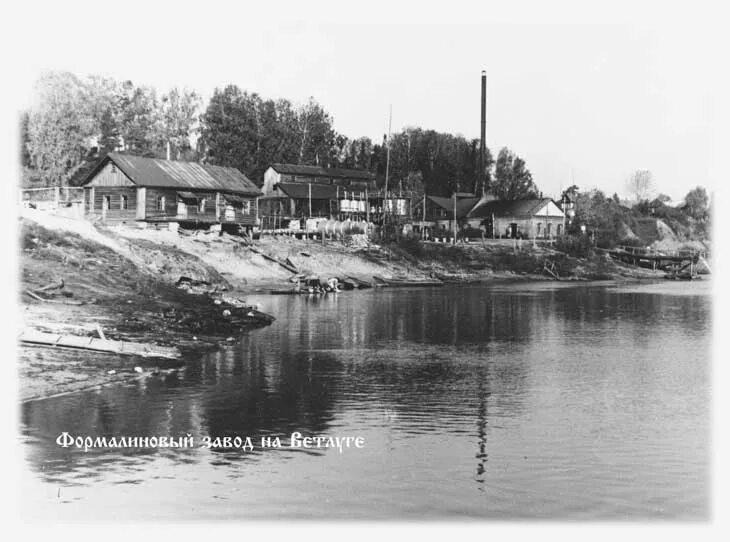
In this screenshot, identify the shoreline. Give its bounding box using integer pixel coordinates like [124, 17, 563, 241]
[18, 211, 681, 402]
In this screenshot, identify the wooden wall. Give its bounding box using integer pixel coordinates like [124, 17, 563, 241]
[87, 162, 135, 187]
[85, 186, 137, 223]
[84, 161, 258, 226]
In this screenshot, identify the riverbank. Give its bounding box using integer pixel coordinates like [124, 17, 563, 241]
[18, 210, 665, 400]
[19, 213, 275, 401]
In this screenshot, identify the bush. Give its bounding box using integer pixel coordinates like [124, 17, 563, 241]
[554, 234, 594, 258]
[397, 236, 424, 257]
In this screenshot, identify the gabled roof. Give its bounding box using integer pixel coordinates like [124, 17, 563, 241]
[427, 196, 482, 219]
[269, 163, 376, 182]
[468, 198, 562, 219]
[275, 182, 338, 200]
[84, 153, 261, 196]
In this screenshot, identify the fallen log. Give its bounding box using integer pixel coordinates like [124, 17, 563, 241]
[248, 247, 298, 273]
[19, 329, 180, 359]
[24, 289, 85, 305]
[34, 278, 65, 293]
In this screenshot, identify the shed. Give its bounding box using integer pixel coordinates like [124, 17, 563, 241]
[467, 198, 566, 238]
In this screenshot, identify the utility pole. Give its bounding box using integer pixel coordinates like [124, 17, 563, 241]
[383, 105, 392, 236]
[480, 70, 487, 196]
[453, 192, 457, 245]
[422, 193, 426, 240]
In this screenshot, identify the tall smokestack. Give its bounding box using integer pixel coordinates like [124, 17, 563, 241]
[480, 70, 487, 196]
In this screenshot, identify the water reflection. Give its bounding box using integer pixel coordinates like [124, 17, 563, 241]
[20, 281, 710, 519]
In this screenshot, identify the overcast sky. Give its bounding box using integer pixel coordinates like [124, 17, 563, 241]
[5, 0, 723, 201]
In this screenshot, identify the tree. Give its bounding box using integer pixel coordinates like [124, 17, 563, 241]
[116, 81, 162, 156]
[561, 184, 579, 202]
[684, 186, 709, 220]
[26, 71, 95, 185]
[295, 97, 337, 166]
[626, 169, 654, 202]
[200, 86, 309, 179]
[158, 88, 202, 159]
[199, 85, 254, 173]
[492, 147, 539, 200]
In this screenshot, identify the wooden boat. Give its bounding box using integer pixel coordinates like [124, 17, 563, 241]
[19, 329, 180, 359]
[372, 275, 444, 287]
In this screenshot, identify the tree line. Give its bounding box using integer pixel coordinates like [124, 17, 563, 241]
[20, 71, 540, 200]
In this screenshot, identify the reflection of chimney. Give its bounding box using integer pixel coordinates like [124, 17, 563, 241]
[480, 70, 487, 196]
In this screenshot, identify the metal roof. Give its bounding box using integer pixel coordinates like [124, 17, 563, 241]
[467, 198, 560, 219]
[84, 153, 262, 196]
[275, 182, 338, 200]
[427, 196, 482, 219]
[269, 163, 376, 182]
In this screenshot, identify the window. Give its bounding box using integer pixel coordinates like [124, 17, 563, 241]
[557, 224, 562, 236]
[157, 196, 166, 211]
[102, 195, 110, 210]
[242, 200, 251, 215]
[111, 164, 117, 174]
[537, 223, 542, 235]
[547, 223, 552, 235]
[198, 198, 206, 213]
[121, 195, 128, 210]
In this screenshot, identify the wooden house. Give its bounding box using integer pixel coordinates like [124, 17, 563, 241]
[82, 153, 262, 233]
[259, 163, 378, 229]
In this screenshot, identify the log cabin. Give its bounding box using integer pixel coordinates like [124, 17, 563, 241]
[82, 153, 262, 233]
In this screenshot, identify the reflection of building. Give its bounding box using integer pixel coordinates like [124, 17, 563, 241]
[82, 153, 261, 233]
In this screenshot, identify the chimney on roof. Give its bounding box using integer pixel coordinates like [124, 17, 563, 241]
[480, 70, 487, 197]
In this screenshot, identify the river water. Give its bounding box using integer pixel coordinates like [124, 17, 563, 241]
[19, 280, 711, 520]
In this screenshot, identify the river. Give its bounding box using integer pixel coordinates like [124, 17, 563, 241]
[18, 280, 711, 520]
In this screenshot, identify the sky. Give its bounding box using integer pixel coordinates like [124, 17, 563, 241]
[2, 0, 725, 201]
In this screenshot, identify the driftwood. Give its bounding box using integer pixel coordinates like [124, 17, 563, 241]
[24, 289, 85, 305]
[19, 329, 180, 359]
[249, 246, 298, 273]
[34, 278, 65, 293]
[543, 261, 560, 280]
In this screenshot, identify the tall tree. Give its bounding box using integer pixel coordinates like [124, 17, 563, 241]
[158, 88, 202, 159]
[26, 71, 95, 185]
[295, 97, 337, 166]
[684, 186, 709, 220]
[116, 81, 161, 156]
[492, 147, 539, 200]
[199, 85, 252, 172]
[626, 169, 654, 202]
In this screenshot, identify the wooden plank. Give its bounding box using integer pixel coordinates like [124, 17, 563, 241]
[19, 329, 180, 359]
